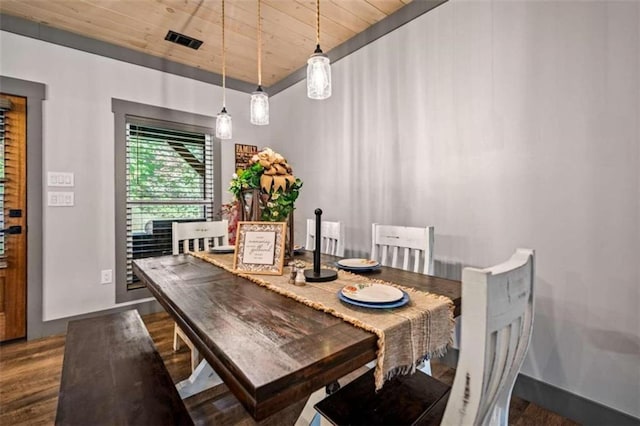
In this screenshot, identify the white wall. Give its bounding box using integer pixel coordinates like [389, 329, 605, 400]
[0, 31, 265, 320]
[270, 0, 639, 418]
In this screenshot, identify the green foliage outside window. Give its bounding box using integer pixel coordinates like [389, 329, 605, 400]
[127, 125, 211, 233]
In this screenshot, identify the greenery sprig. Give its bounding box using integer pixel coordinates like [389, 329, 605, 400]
[229, 162, 263, 199]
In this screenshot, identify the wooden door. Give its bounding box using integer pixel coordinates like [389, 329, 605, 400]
[0, 94, 27, 342]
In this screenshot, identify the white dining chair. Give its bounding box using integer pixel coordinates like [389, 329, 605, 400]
[305, 219, 345, 257]
[172, 220, 228, 372]
[172, 220, 229, 255]
[370, 223, 435, 374]
[314, 248, 535, 426]
[371, 223, 435, 276]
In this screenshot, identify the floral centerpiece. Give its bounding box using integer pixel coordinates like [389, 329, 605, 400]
[229, 147, 303, 222]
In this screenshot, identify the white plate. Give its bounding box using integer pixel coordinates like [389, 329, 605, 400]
[341, 283, 404, 303]
[210, 245, 235, 253]
[337, 258, 380, 269]
[338, 290, 409, 309]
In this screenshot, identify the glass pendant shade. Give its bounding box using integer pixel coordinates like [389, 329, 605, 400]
[216, 107, 232, 140]
[307, 49, 331, 100]
[250, 87, 269, 125]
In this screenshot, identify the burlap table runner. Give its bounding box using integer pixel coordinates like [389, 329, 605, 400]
[190, 251, 454, 390]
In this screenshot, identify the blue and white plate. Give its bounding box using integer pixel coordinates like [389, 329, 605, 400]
[335, 262, 381, 272]
[337, 290, 409, 309]
[337, 258, 380, 269]
[341, 283, 404, 303]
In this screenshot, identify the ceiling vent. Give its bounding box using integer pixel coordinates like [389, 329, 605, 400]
[165, 30, 203, 50]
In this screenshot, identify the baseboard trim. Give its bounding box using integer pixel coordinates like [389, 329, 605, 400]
[437, 349, 639, 425]
[513, 374, 640, 426]
[32, 300, 163, 339]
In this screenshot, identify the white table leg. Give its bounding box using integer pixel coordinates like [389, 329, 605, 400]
[295, 387, 327, 426]
[176, 359, 223, 399]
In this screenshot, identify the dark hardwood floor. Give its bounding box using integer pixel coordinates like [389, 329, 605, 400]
[0, 311, 578, 425]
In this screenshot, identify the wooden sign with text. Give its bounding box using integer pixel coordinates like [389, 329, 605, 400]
[235, 144, 258, 171]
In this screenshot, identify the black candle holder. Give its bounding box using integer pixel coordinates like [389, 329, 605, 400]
[304, 208, 338, 282]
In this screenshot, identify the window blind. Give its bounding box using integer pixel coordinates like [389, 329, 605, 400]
[126, 119, 214, 287]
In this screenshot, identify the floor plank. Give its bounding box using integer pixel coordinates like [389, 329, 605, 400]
[0, 311, 578, 425]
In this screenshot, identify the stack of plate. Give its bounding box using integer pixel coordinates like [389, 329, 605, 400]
[335, 258, 381, 272]
[338, 283, 409, 309]
[209, 245, 235, 254]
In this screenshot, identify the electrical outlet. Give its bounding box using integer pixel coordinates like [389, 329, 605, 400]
[101, 269, 113, 285]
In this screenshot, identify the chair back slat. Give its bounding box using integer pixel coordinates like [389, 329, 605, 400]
[381, 245, 389, 266]
[413, 249, 421, 273]
[172, 220, 229, 255]
[442, 248, 535, 426]
[305, 219, 345, 257]
[371, 223, 435, 275]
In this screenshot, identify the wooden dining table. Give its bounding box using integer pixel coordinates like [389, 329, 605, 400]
[132, 251, 461, 422]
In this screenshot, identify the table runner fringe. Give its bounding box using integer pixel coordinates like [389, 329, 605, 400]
[383, 345, 451, 383]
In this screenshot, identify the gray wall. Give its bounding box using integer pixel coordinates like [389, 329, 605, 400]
[270, 0, 639, 418]
[0, 30, 264, 321]
[1, 0, 638, 418]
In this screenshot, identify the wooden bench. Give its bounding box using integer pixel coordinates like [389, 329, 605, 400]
[55, 309, 193, 426]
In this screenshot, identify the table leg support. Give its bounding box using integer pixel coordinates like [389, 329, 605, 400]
[176, 359, 223, 399]
[299, 381, 341, 426]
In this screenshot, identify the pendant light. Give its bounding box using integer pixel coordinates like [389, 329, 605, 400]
[250, 0, 269, 125]
[307, 0, 331, 100]
[216, 0, 232, 139]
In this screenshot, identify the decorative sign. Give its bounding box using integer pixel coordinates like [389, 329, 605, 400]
[233, 221, 286, 275]
[235, 144, 258, 171]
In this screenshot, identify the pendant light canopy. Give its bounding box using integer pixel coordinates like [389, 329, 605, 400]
[216, 0, 232, 139]
[251, 0, 269, 125]
[307, 0, 331, 100]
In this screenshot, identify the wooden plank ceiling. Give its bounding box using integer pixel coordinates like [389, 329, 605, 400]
[0, 0, 413, 88]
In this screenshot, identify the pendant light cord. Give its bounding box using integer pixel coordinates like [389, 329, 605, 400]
[257, 0, 262, 87]
[222, 0, 226, 107]
[316, 0, 320, 47]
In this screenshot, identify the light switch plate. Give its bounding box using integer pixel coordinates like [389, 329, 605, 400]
[47, 172, 74, 187]
[48, 191, 74, 206]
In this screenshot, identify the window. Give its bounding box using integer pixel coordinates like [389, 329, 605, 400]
[113, 99, 221, 303]
[126, 118, 214, 288]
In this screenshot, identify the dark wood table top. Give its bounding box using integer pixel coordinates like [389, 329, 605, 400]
[133, 252, 461, 420]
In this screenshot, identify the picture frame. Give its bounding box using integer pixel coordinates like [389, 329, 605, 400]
[233, 221, 286, 275]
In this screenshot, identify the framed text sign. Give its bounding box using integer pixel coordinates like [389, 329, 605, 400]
[233, 221, 286, 275]
[235, 144, 258, 171]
